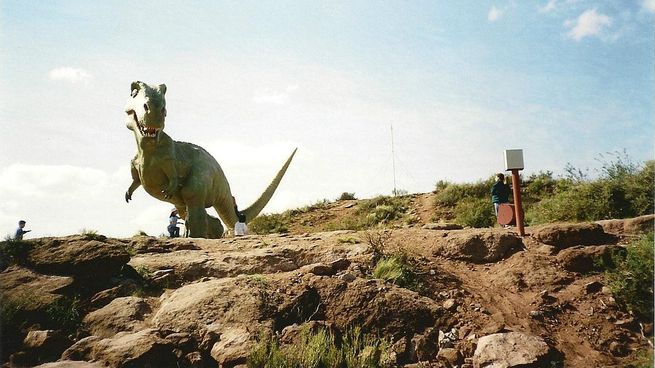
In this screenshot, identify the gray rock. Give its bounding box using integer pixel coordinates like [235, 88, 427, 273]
[339, 272, 357, 282]
[473, 332, 550, 368]
[443, 298, 458, 311]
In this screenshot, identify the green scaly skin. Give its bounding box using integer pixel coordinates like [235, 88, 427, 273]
[124, 81, 296, 238]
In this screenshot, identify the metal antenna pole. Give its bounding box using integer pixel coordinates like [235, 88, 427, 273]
[391, 124, 397, 196]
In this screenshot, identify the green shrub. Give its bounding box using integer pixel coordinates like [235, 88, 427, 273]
[324, 217, 367, 232]
[453, 198, 495, 228]
[527, 155, 654, 224]
[338, 192, 357, 201]
[372, 253, 424, 294]
[46, 296, 82, 332]
[433, 178, 495, 207]
[358, 196, 409, 226]
[0, 237, 33, 271]
[247, 326, 393, 368]
[605, 233, 654, 319]
[250, 213, 291, 234]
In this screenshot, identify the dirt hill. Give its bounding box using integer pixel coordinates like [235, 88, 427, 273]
[1, 200, 653, 367]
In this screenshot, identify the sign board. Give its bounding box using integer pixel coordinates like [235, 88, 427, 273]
[504, 149, 524, 171]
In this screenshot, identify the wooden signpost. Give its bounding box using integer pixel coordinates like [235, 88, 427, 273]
[504, 149, 525, 237]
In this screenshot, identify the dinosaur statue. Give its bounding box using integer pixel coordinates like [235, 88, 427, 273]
[124, 81, 296, 238]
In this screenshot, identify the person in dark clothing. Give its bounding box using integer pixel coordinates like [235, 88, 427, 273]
[168, 209, 181, 238]
[14, 220, 31, 240]
[491, 173, 511, 216]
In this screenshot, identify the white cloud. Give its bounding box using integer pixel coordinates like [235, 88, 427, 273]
[565, 9, 612, 41]
[488, 5, 503, 22]
[643, 0, 655, 13]
[252, 84, 300, 105]
[539, 0, 557, 13]
[48, 67, 93, 85]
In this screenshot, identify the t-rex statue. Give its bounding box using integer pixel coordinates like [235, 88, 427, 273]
[123, 81, 296, 238]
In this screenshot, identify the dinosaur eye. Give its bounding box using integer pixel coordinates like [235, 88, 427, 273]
[131, 89, 138, 97]
[162, 107, 167, 117]
[143, 103, 149, 112]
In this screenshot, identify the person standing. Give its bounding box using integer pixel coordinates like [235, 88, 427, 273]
[14, 220, 31, 240]
[234, 213, 248, 236]
[168, 209, 181, 238]
[491, 173, 510, 216]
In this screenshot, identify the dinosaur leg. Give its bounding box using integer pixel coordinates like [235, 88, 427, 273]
[206, 214, 224, 239]
[186, 206, 208, 238]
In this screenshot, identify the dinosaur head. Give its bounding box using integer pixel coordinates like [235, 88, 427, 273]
[124, 81, 167, 141]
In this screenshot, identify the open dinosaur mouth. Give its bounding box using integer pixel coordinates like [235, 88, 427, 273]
[138, 124, 160, 138]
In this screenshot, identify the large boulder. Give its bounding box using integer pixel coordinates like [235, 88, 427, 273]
[432, 230, 523, 263]
[28, 235, 130, 278]
[0, 266, 73, 315]
[473, 332, 550, 368]
[532, 223, 610, 248]
[83, 296, 153, 338]
[61, 329, 177, 368]
[22, 329, 73, 363]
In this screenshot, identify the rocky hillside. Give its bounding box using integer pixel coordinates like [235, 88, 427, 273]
[1, 214, 653, 367]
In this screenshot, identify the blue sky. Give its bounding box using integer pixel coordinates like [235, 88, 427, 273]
[1, 1, 653, 237]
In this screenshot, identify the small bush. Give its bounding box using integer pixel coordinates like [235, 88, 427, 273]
[358, 196, 409, 226]
[250, 213, 290, 234]
[372, 251, 425, 294]
[364, 231, 391, 264]
[324, 217, 367, 232]
[338, 192, 357, 200]
[453, 198, 495, 228]
[247, 326, 393, 368]
[79, 228, 104, 240]
[46, 296, 82, 332]
[0, 237, 33, 270]
[605, 233, 654, 319]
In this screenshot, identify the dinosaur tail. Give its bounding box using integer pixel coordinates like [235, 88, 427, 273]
[242, 148, 297, 223]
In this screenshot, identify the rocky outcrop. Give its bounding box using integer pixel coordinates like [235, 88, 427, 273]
[432, 230, 523, 263]
[473, 332, 550, 368]
[62, 329, 177, 368]
[83, 297, 153, 338]
[28, 235, 130, 278]
[532, 223, 611, 248]
[11, 330, 74, 367]
[0, 266, 73, 314]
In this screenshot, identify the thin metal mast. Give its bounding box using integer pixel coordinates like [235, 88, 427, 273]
[391, 124, 397, 196]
